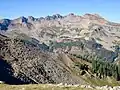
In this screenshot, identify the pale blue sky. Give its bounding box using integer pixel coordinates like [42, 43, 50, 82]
[0, 0, 120, 22]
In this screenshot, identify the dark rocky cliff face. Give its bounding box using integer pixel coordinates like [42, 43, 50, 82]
[0, 58, 25, 84]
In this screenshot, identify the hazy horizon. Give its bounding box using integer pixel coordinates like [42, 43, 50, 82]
[0, 0, 120, 23]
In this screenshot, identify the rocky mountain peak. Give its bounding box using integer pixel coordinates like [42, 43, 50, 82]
[13, 16, 28, 24]
[44, 14, 63, 20]
[0, 19, 11, 30]
[68, 13, 75, 16]
[52, 14, 63, 19]
[83, 13, 105, 20]
[0, 19, 11, 25]
[19, 16, 28, 23]
[28, 16, 35, 22]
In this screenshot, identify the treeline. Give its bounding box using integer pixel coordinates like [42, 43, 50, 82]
[72, 53, 120, 81]
[73, 54, 91, 63]
[92, 60, 120, 80]
[50, 41, 84, 49]
[72, 54, 104, 63]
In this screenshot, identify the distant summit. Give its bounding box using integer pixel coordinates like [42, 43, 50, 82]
[0, 13, 120, 53]
[0, 13, 106, 22]
[0, 13, 108, 30]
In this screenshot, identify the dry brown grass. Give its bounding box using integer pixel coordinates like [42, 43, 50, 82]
[0, 84, 95, 90]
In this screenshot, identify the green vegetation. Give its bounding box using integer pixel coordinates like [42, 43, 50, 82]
[96, 38, 102, 41]
[73, 53, 120, 82]
[114, 45, 120, 53]
[75, 63, 89, 71]
[73, 54, 93, 63]
[92, 60, 120, 80]
[50, 41, 84, 50]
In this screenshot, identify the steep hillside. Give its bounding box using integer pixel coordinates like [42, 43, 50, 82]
[0, 34, 120, 86]
[0, 34, 86, 84]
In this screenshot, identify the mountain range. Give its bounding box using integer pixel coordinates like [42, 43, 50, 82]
[0, 13, 120, 85]
[0, 13, 120, 61]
